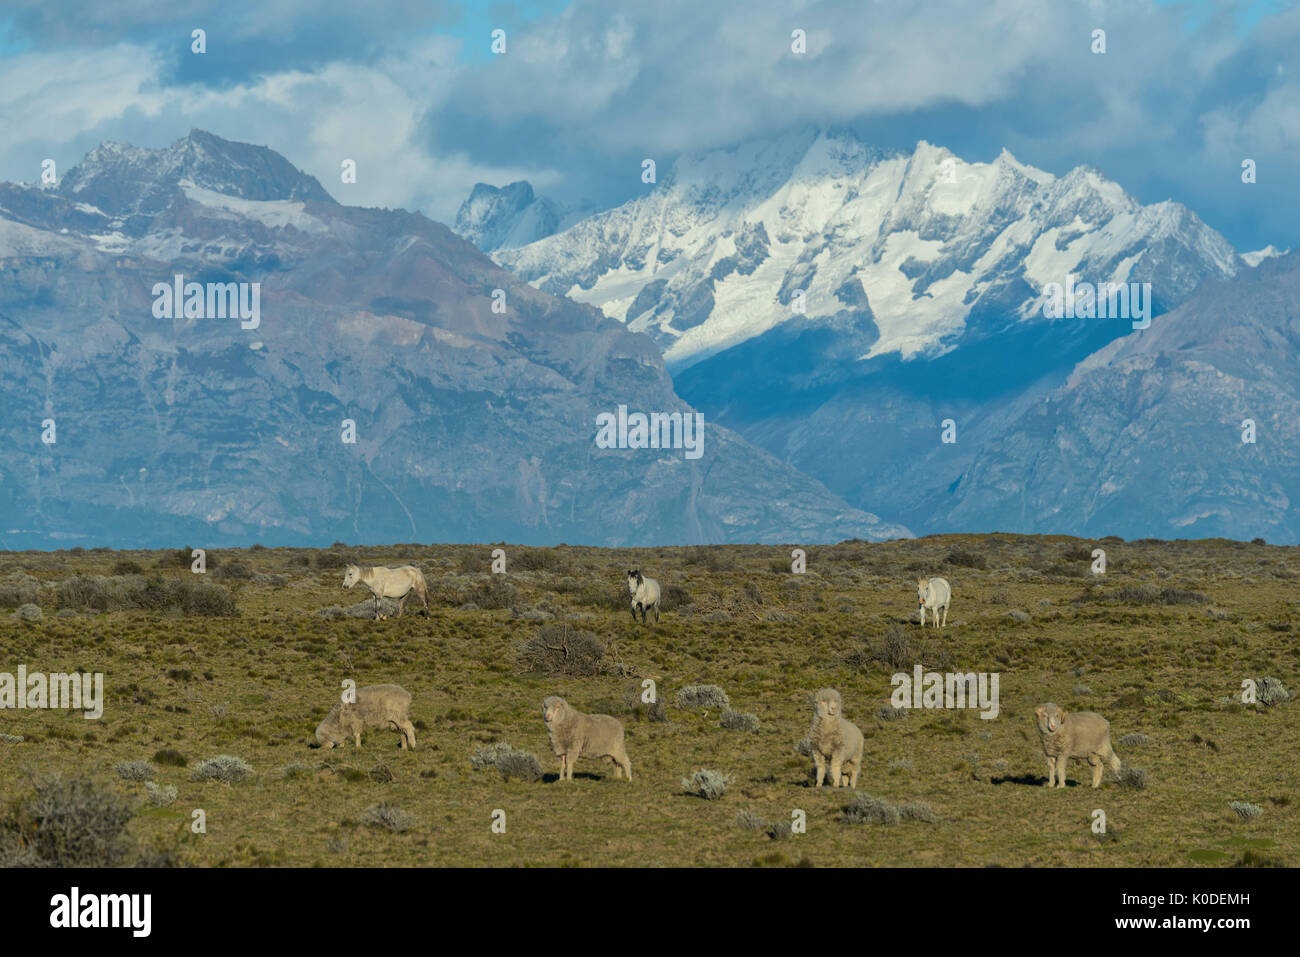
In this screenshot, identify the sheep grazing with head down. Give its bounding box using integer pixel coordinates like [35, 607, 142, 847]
[809, 688, 864, 788]
[315, 683, 416, 750]
[627, 570, 661, 625]
[541, 696, 632, 782]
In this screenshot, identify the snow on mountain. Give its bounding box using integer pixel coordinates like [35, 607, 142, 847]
[494, 128, 1243, 371]
[451, 180, 599, 252]
[1243, 244, 1287, 267]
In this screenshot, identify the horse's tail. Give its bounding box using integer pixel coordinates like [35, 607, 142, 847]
[413, 567, 430, 615]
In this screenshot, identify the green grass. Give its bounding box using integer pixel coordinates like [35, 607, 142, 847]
[0, 534, 1295, 867]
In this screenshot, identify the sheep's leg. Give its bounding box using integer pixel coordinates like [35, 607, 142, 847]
[653, 604, 660, 623]
[829, 756, 843, 788]
[942, 604, 948, 627]
[1045, 756, 1056, 787]
[814, 753, 826, 787]
[622, 756, 632, 782]
[354, 731, 363, 748]
[1089, 755, 1103, 788]
[919, 606, 926, 627]
[402, 721, 416, 750]
[848, 764, 859, 789]
[1055, 756, 1068, 788]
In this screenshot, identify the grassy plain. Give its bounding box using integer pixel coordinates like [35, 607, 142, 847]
[0, 535, 1294, 867]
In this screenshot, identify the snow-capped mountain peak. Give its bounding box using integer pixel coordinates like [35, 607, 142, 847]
[493, 128, 1243, 371]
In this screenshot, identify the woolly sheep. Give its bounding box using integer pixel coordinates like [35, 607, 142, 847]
[315, 684, 416, 750]
[541, 695, 632, 781]
[1034, 703, 1121, 788]
[809, 688, 864, 788]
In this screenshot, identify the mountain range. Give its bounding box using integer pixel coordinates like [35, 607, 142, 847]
[0, 130, 905, 548]
[466, 129, 1298, 542]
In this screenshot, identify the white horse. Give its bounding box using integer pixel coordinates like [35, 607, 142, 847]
[917, 576, 951, 628]
[342, 563, 430, 620]
[627, 569, 661, 625]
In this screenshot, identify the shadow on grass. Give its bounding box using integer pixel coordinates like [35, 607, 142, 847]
[991, 774, 1084, 787]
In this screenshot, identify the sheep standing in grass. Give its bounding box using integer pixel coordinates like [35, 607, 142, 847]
[1034, 703, 1121, 788]
[541, 696, 632, 781]
[627, 570, 661, 625]
[315, 684, 416, 750]
[917, 577, 951, 628]
[809, 688, 864, 788]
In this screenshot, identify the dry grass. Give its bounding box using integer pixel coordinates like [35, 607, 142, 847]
[0, 535, 1295, 867]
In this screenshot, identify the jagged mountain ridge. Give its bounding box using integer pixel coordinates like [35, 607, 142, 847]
[0, 131, 906, 548]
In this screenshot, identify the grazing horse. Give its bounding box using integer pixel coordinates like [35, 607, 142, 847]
[627, 569, 661, 625]
[342, 563, 430, 620]
[917, 576, 951, 628]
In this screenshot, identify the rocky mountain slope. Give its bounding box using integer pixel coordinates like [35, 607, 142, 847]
[0, 131, 905, 548]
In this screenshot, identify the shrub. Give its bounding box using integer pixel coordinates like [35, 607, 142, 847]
[840, 794, 901, 826]
[1118, 766, 1150, 789]
[315, 551, 358, 569]
[56, 575, 237, 616]
[794, 736, 813, 757]
[144, 782, 178, 807]
[361, 803, 415, 833]
[113, 761, 156, 782]
[877, 705, 907, 721]
[1077, 584, 1207, 606]
[472, 578, 518, 610]
[1007, 609, 1031, 623]
[945, 548, 987, 569]
[1118, 732, 1150, 748]
[857, 623, 918, 671]
[720, 710, 760, 731]
[681, 769, 731, 800]
[659, 583, 693, 611]
[0, 774, 135, 867]
[512, 549, 568, 573]
[516, 625, 606, 676]
[15, 603, 42, 621]
[675, 685, 731, 710]
[0, 733, 23, 743]
[211, 561, 253, 580]
[734, 808, 766, 832]
[897, 801, 936, 822]
[112, 559, 144, 575]
[152, 748, 188, 767]
[1257, 676, 1291, 706]
[189, 755, 253, 783]
[1229, 801, 1263, 820]
[469, 742, 544, 782]
[0, 574, 41, 607]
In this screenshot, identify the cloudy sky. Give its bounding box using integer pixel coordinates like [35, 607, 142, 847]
[0, 0, 1295, 253]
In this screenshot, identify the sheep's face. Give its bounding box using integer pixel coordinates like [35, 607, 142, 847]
[815, 690, 841, 719]
[342, 564, 361, 589]
[916, 579, 929, 607]
[315, 717, 343, 748]
[1035, 704, 1064, 734]
[627, 570, 642, 594]
[542, 697, 567, 724]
